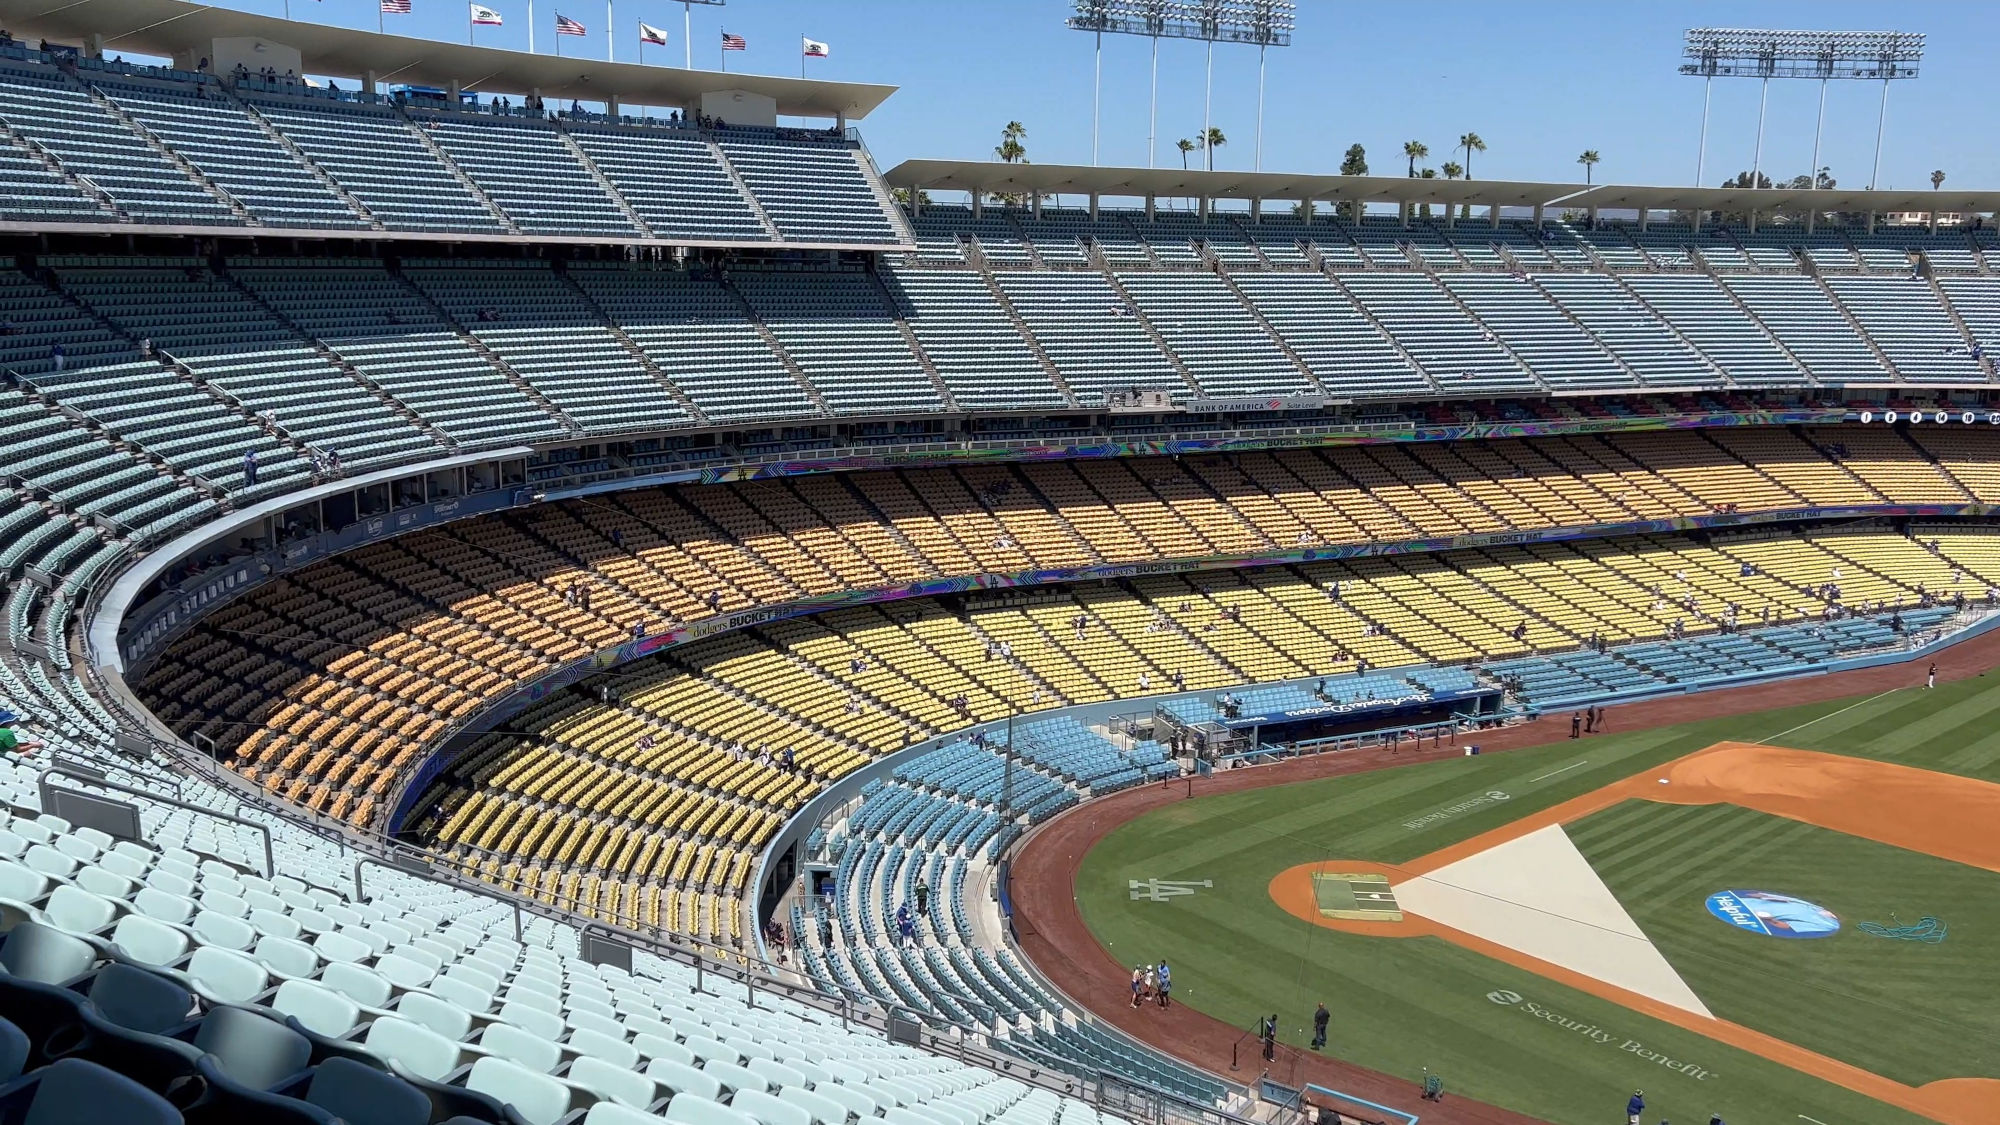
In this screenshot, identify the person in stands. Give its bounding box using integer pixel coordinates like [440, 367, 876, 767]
[0, 712, 44, 758]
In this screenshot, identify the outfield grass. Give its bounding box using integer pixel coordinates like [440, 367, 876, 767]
[1568, 801, 2000, 1086]
[1076, 672, 2000, 1125]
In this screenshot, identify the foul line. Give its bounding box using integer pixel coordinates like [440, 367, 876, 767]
[1798, 1115, 1832, 1125]
[1756, 689, 1898, 745]
[1527, 761, 1588, 784]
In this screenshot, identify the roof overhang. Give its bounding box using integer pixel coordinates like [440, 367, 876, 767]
[886, 160, 2000, 215]
[0, 0, 896, 117]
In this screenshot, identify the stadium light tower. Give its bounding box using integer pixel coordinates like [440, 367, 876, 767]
[1067, 1, 1294, 170]
[1680, 28, 1923, 190]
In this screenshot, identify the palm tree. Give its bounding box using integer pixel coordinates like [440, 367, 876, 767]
[1458, 132, 1486, 179]
[1176, 138, 1195, 170]
[1441, 161, 1463, 180]
[1202, 127, 1226, 171]
[1931, 169, 1946, 190]
[1403, 140, 1428, 178]
[994, 120, 1027, 164]
[1577, 150, 1600, 185]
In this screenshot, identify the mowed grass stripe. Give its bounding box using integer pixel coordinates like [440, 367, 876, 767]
[1570, 801, 2000, 1087]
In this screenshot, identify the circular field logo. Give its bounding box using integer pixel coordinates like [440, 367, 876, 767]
[1705, 890, 1841, 939]
[1486, 989, 1523, 1005]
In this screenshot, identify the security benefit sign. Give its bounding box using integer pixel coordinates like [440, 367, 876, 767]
[1484, 989, 1717, 1081]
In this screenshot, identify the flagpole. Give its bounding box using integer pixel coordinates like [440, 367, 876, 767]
[468, 8, 474, 46]
[683, 1, 691, 68]
[606, 0, 613, 61]
[528, 0, 535, 53]
[719, 26, 725, 73]
[800, 33, 805, 79]
[378, 4, 384, 35]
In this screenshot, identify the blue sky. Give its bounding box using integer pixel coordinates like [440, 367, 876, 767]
[193, 0, 1991, 191]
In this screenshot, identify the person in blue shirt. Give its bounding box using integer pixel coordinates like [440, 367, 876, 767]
[1155, 960, 1171, 1008]
[1626, 1091, 1645, 1124]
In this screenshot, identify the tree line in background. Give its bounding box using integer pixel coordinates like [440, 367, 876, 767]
[939, 121, 1955, 226]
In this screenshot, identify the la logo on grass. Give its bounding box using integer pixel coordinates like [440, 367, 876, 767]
[1130, 878, 1212, 901]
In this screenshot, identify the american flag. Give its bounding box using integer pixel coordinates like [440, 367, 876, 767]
[555, 13, 586, 35]
[380, 0, 411, 12]
[721, 30, 746, 50]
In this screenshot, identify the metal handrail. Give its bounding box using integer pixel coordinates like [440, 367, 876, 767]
[37, 764, 273, 875]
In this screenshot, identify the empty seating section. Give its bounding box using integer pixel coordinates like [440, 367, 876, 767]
[731, 270, 942, 414]
[231, 259, 568, 447]
[566, 263, 815, 421]
[1938, 278, 2000, 362]
[568, 127, 767, 241]
[1618, 275, 1806, 387]
[95, 77, 362, 228]
[0, 264, 284, 501]
[419, 113, 640, 237]
[915, 207, 1037, 265]
[1112, 272, 1309, 396]
[0, 141, 108, 221]
[54, 258, 437, 464]
[0, 64, 233, 224]
[1529, 274, 1716, 386]
[406, 260, 690, 431]
[249, 97, 504, 233]
[1824, 277, 1985, 383]
[994, 272, 1182, 401]
[1225, 272, 1430, 397]
[717, 138, 898, 244]
[1009, 211, 1094, 266]
[1438, 274, 1628, 389]
[884, 268, 1067, 410]
[1722, 276, 1891, 383]
[1336, 273, 1537, 393]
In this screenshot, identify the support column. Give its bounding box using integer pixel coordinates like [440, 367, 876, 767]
[1031, 193, 1043, 219]
[1532, 203, 1546, 228]
[1587, 205, 1599, 230]
[1639, 208, 1650, 232]
[1490, 204, 1501, 230]
[1088, 192, 1100, 221]
[972, 193, 983, 219]
[1300, 198, 1314, 225]
[1199, 196, 1210, 220]
[1806, 209, 1815, 234]
[1145, 195, 1155, 221]
[448, 80, 461, 103]
[364, 70, 378, 97]
[1867, 210, 1877, 234]
[607, 95, 619, 116]
[1747, 210, 1758, 234]
[1249, 198, 1261, 223]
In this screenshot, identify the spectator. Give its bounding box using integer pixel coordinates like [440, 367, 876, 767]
[1129, 966, 1144, 1008]
[0, 712, 43, 758]
[1310, 1002, 1329, 1049]
[1569, 710, 1582, 739]
[242, 448, 258, 486]
[1155, 960, 1171, 1007]
[1259, 1014, 1277, 1061]
[914, 878, 929, 916]
[1626, 1091, 1645, 1125]
[49, 342, 63, 372]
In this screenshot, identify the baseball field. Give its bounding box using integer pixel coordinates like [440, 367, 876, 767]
[1056, 669, 2000, 1125]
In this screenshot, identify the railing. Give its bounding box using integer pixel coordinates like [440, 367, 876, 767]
[38, 764, 273, 875]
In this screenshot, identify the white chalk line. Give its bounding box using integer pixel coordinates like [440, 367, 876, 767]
[1527, 761, 1589, 784]
[1798, 1114, 1832, 1125]
[1756, 689, 1898, 745]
